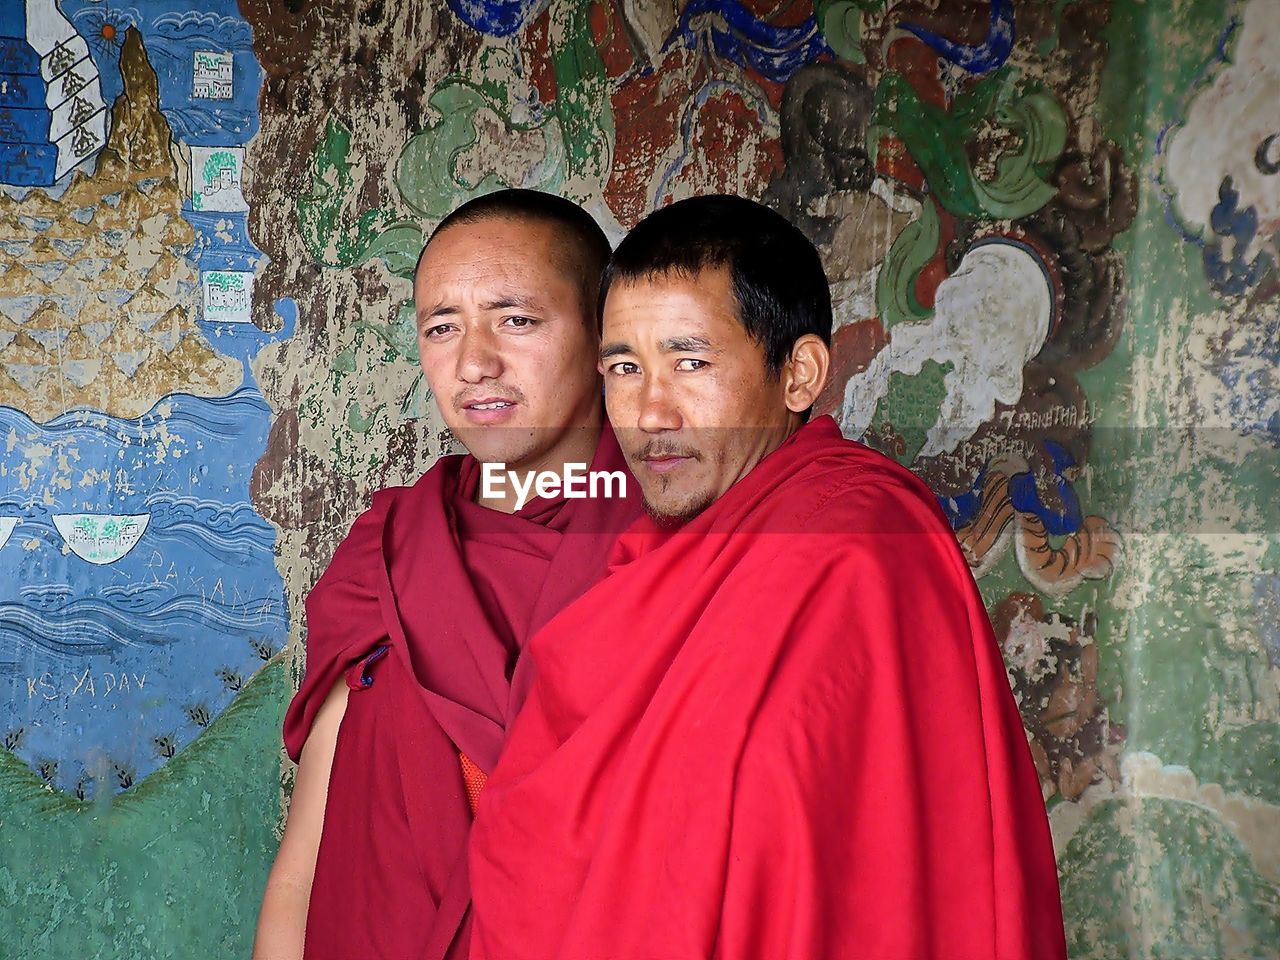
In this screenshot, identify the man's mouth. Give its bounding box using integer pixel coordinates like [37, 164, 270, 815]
[467, 400, 515, 410]
[637, 446, 699, 475]
[643, 455, 693, 474]
[459, 396, 520, 423]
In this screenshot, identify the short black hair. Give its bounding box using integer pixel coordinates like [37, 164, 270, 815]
[600, 194, 833, 375]
[419, 188, 611, 316]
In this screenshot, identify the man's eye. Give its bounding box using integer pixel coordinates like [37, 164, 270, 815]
[503, 316, 536, 329]
[608, 361, 639, 376]
[675, 358, 708, 371]
[421, 324, 455, 340]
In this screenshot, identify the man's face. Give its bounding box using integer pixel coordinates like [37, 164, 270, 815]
[414, 217, 601, 470]
[600, 266, 799, 522]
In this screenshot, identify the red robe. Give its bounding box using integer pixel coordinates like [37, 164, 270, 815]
[283, 424, 641, 960]
[469, 416, 1066, 960]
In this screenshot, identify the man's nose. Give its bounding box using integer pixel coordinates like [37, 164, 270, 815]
[456, 327, 503, 383]
[636, 375, 682, 434]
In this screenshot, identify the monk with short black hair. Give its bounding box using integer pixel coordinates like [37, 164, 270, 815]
[469, 194, 1067, 960]
[254, 189, 641, 960]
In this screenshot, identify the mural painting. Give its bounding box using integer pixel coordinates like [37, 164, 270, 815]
[0, 0, 287, 798]
[0, 2, 291, 954]
[0, 1, 1275, 957]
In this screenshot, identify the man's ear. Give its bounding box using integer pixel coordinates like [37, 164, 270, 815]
[782, 334, 831, 415]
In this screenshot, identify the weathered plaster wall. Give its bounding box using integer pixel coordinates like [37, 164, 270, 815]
[0, 1, 1275, 957]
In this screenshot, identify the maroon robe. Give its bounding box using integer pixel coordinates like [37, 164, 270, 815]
[282, 424, 640, 959]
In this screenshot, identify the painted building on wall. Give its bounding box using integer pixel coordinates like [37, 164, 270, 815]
[0, 0, 1276, 957]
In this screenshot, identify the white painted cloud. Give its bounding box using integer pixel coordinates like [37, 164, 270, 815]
[837, 239, 1052, 457]
[1164, 0, 1280, 261]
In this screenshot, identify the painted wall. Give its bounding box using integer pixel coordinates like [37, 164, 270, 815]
[0, 0, 1275, 957]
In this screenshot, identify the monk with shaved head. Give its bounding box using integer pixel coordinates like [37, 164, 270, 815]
[254, 190, 641, 960]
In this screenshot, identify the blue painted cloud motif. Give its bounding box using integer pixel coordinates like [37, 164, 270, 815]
[940, 441, 1083, 536]
[900, 0, 1015, 75]
[446, 0, 551, 37]
[666, 0, 832, 84]
[1159, 0, 1279, 297]
[1204, 176, 1274, 296]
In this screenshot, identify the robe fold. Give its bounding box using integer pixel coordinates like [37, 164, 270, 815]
[282, 423, 641, 960]
[469, 415, 1067, 960]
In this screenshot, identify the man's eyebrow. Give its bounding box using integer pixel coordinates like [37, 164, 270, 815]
[418, 303, 458, 322]
[660, 336, 714, 353]
[482, 293, 544, 312]
[600, 336, 717, 360]
[417, 292, 546, 323]
[600, 342, 633, 360]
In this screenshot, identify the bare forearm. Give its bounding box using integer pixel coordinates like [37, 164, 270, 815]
[253, 870, 310, 960]
[253, 679, 347, 960]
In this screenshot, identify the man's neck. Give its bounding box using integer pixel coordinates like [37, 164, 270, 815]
[475, 424, 604, 514]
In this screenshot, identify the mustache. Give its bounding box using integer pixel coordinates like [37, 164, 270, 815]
[633, 439, 702, 462]
[452, 386, 526, 411]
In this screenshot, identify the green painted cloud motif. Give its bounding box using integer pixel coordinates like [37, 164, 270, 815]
[396, 81, 567, 222]
[292, 2, 616, 450]
[297, 0, 613, 284]
[871, 67, 1068, 221]
[296, 117, 424, 278]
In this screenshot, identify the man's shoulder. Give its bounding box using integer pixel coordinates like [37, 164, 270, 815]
[769, 433, 949, 539]
[345, 483, 405, 535]
[319, 457, 457, 575]
[354, 452, 465, 524]
[311, 494, 394, 594]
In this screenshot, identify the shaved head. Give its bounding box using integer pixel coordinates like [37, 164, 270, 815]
[420, 189, 611, 319]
